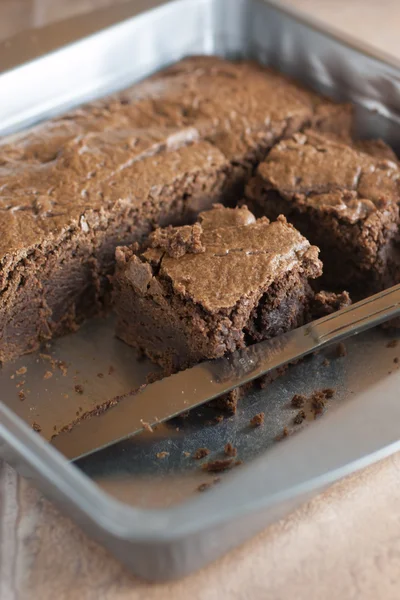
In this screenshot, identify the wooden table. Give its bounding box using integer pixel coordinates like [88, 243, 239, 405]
[2, 2, 400, 598]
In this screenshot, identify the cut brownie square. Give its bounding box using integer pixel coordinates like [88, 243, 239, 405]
[246, 131, 400, 296]
[113, 205, 322, 373]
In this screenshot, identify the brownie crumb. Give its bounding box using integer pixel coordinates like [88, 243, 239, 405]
[322, 387, 335, 398]
[197, 482, 212, 492]
[57, 360, 68, 376]
[394, 357, 399, 364]
[32, 422, 42, 433]
[293, 410, 306, 425]
[43, 371, 53, 380]
[140, 419, 153, 433]
[311, 392, 326, 416]
[291, 394, 306, 408]
[276, 427, 289, 441]
[74, 384, 84, 394]
[250, 412, 265, 427]
[322, 358, 330, 367]
[336, 342, 347, 357]
[97, 373, 104, 378]
[16, 366, 27, 376]
[156, 451, 169, 459]
[18, 390, 25, 401]
[224, 442, 237, 457]
[193, 447, 210, 460]
[202, 458, 234, 473]
[149, 223, 205, 259]
[214, 415, 224, 424]
[387, 340, 398, 348]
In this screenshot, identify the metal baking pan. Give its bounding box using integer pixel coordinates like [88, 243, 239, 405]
[1, 0, 400, 582]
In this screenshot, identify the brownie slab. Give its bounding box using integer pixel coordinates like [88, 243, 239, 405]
[113, 206, 322, 372]
[246, 131, 400, 296]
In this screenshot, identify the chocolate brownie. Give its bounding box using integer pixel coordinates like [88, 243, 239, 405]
[113, 205, 322, 372]
[1, 56, 338, 361]
[246, 131, 400, 296]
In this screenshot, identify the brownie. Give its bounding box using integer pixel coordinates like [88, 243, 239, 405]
[246, 131, 400, 296]
[1, 56, 338, 361]
[113, 205, 322, 372]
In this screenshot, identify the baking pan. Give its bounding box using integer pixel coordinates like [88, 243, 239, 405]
[1, 0, 400, 582]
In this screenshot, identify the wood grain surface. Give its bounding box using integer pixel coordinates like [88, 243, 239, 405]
[2, 1, 400, 599]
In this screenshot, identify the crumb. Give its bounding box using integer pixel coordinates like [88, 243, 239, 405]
[43, 371, 53, 380]
[250, 412, 265, 427]
[311, 391, 326, 416]
[234, 459, 243, 466]
[16, 380, 25, 388]
[18, 390, 25, 401]
[193, 447, 210, 460]
[108, 365, 115, 375]
[322, 387, 335, 398]
[63, 394, 69, 399]
[74, 384, 84, 394]
[293, 410, 306, 425]
[202, 458, 233, 473]
[197, 482, 212, 492]
[140, 419, 154, 432]
[32, 422, 41, 433]
[10, 374, 15, 380]
[97, 373, 104, 378]
[156, 451, 169, 459]
[224, 442, 237, 457]
[183, 451, 191, 457]
[76, 411, 80, 416]
[39, 353, 56, 370]
[336, 342, 347, 357]
[16, 366, 27, 376]
[276, 427, 289, 441]
[291, 394, 306, 408]
[214, 415, 224, 424]
[57, 360, 68, 376]
[53, 425, 57, 431]
[394, 357, 399, 364]
[322, 358, 330, 367]
[387, 340, 398, 348]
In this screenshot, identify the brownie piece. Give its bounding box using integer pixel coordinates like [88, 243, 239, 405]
[246, 131, 400, 296]
[113, 205, 322, 372]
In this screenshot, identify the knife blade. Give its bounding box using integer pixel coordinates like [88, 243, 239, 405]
[51, 283, 400, 461]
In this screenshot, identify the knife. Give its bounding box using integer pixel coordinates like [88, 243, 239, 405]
[52, 283, 400, 461]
